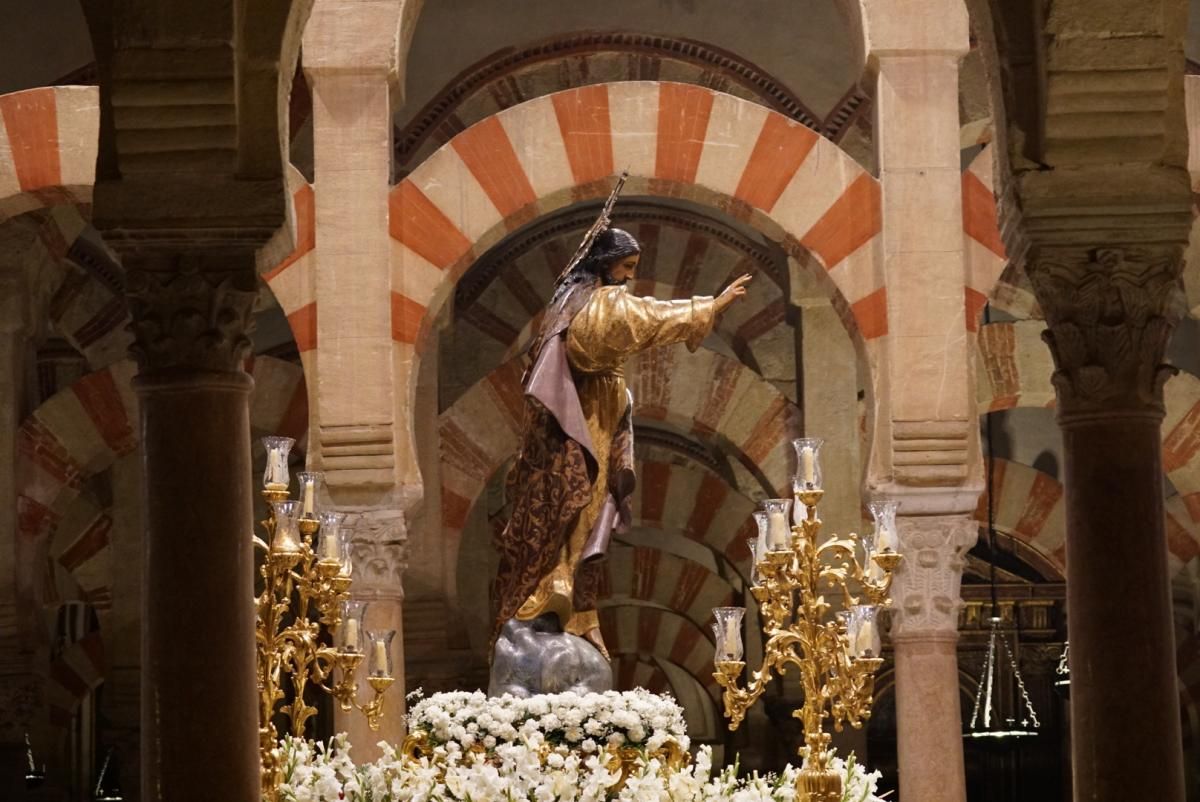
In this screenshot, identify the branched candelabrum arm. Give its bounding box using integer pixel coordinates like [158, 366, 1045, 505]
[715, 629, 804, 730]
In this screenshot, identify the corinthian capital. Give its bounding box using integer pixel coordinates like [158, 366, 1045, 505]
[1027, 245, 1184, 420]
[125, 254, 258, 374]
[889, 515, 977, 639]
[345, 509, 409, 601]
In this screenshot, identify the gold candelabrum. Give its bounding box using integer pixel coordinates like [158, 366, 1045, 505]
[712, 438, 902, 802]
[255, 436, 397, 801]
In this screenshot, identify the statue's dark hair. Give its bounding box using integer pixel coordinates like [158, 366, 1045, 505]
[550, 227, 641, 305]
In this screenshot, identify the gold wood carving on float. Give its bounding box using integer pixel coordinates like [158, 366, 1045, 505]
[255, 436, 396, 802]
[713, 437, 901, 802]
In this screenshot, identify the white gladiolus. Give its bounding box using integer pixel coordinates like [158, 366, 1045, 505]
[273, 689, 887, 802]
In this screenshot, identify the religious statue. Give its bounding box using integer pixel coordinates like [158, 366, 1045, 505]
[489, 186, 751, 686]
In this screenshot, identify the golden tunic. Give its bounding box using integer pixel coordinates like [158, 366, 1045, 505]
[515, 285, 716, 634]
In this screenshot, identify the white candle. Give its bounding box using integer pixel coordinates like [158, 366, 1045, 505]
[343, 618, 359, 651]
[268, 449, 287, 488]
[373, 639, 389, 675]
[767, 510, 790, 550]
[792, 499, 808, 526]
[856, 618, 877, 658]
[722, 618, 740, 658]
[801, 448, 815, 485]
[301, 480, 315, 517]
[877, 522, 899, 553]
[321, 532, 341, 562]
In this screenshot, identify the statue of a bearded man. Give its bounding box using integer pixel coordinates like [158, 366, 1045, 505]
[492, 225, 751, 661]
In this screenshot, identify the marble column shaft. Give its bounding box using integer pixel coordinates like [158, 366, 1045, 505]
[890, 514, 975, 802]
[1030, 245, 1186, 802]
[126, 257, 260, 802]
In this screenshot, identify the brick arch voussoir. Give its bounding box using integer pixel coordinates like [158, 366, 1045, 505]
[390, 81, 884, 365]
[258, 165, 318, 355]
[0, 86, 99, 224]
[598, 603, 723, 707]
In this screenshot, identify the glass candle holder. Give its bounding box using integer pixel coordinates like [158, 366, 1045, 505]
[317, 511, 345, 564]
[339, 600, 368, 654]
[367, 629, 396, 678]
[761, 499, 793, 552]
[791, 478, 811, 524]
[262, 436, 294, 490]
[851, 604, 881, 658]
[792, 437, 824, 492]
[752, 510, 769, 569]
[746, 536, 760, 586]
[270, 500, 302, 554]
[297, 471, 323, 519]
[712, 606, 745, 663]
[869, 499, 900, 554]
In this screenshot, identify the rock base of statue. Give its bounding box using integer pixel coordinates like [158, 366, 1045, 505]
[488, 614, 612, 697]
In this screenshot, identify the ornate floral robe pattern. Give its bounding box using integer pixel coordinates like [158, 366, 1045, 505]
[491, 278, 716, 644]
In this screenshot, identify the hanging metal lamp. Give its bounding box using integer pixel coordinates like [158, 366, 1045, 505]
[966, 335, 1041, 740]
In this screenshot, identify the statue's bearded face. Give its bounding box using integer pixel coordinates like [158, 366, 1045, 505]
[605, 254, 640, 285]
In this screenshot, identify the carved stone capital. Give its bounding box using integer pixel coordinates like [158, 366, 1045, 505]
[890, 514, 977, 639]
[345, 509, 409, 601]
[1027, 245, 1184, 422]
[125, 254, 258, 374]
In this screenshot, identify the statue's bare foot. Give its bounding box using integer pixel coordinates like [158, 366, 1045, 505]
[581, 627, 610, 660]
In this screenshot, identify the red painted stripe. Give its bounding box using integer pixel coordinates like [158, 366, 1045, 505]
[801, 173, 881, 269]
[743, 395, 795, 463]
[655, 83, 714, 184]
[850, 287, 888, 340]
[1014, 471, 1062, 542]
[1163, 398, 1200, 473]
[389, 181, 472, 269]
[442, 487, 474, 530]
[59, 514, 112, 571]
[485, 360, 526, 431]
[669, 623, 703, 665]
[391, 292, 427, 344]
[263, 184, 315, 281]
[734, 113, 818, 211]
[452, 116, 537, 217]
[962, 170, 1006, 258]
[550, 85, 613, 185]
[639, 461, 672, 522]
[965, 286, 988, 333]
[70, 369, 135, 456]
[287, 302, 317, 352]
[0, 88, 61, 190]
[686, 473, 730, 540]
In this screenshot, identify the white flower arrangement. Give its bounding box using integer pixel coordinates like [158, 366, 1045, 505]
[405, 689, 690, 756]
[274, 733, 887, 802]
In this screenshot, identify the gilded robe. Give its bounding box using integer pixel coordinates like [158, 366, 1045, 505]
[492, 278, 716, 644]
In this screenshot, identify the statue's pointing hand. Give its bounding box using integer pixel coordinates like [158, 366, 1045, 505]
[716, 274, 753, 314]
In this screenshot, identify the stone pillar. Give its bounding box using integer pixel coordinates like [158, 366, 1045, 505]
[302, 0, 404, 491]
[339, 510, 408, 759]
[1028, 246, 1186, 802]
[890, 514, 975, 802]
[125, 255, 261, 802]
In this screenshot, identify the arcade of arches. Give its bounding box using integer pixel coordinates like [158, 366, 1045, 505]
[0, 1, 1198, 801]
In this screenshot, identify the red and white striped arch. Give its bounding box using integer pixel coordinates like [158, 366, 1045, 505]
[260, 165, 317, 357]
[976, 320, 1056, 413]
[977, 458, 1200, 578]
[12, 357, 308, 690]
[599, 604, 722, 706]
[388, 81, 885, 357]
[0, 86, 98, 223]
[962, 146, 1009, 330]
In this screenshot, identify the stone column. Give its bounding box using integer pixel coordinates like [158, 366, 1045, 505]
[890, 514, 975, 802]
[339, 510, 408, 759]
[1028, 246, 1186, 802]
[125, 254, 261, 802]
